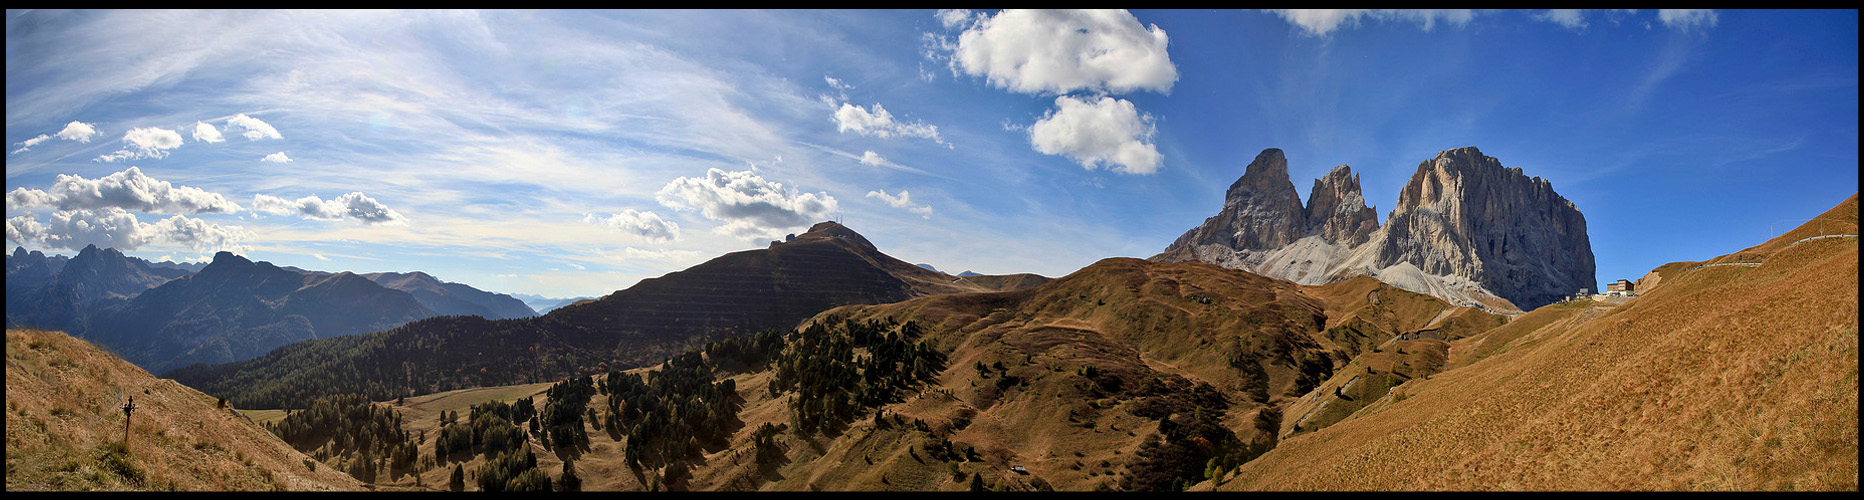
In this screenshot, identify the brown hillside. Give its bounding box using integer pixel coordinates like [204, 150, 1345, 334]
[1221, 193, 1859, 491]
[352, 256, 1495, 491]
[5, 328, 362, 491]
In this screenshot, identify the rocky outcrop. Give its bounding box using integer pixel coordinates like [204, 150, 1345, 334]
[1352, 147, 1594, 310]
[1161, 149, 1308, 259]
[1305, 165, 1380, 247]
[1156, 146, 1595, 312]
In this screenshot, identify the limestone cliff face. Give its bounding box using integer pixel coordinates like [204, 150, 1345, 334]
[1155, 146, 1596, 312]
[1162, 149, 1308, 258]
[1359, 147, 1595, 310]
[1305, 165, 1379, 247]
[1158, 149, 1309, 265]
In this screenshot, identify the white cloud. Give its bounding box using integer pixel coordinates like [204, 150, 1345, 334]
[6, 213, 48, 246]
[55, 121, 102, 142]
[1266, 9, 1477, 36]
[866, 188, 933, 219]
[1658, 10, 1718, 31]
[584, 208, 681, 243]
[10, 135, 52, 155]
[824, 75, 854, 91]
[1536, 9, 1587, 30]
[833, 102, 945, 143]
[6, 166, 241, 214]
[251, 192, 407, 224]
[1028, 95, 1162, 175]
[859, 150, 885, 166]
[192, 121, 225, 143]
[5, 208, 250, 252]
[96, 126, 185, 162]
[313, 253, 330, 261]
[261, 152, 293, 163]
[949, 9, 1178, 95]
[655, 167, 838, 240]
[936, 9, 976, 29]
[12, 121, 103, 155]
[226, 113, 283, 140]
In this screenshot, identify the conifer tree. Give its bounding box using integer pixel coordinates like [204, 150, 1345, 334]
[449, 464, 465, 492]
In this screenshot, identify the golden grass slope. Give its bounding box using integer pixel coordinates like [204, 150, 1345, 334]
[5, 328, 362, 491]
[324, 255, 1502, 491]
[1221, 193, 1858, 491]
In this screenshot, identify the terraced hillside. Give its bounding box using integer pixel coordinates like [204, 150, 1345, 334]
[1218, 193, 1858, 490]
[5, 328, 362, 491]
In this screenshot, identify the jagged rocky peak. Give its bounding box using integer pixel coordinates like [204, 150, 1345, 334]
[1218, 148, 1309, 250]
[1371, 146, 1594, 310]
[1156, 145, 1595, 312]
[1305, 164, 1379, 247]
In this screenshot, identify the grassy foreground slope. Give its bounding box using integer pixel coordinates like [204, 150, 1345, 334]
[5, 328, 362, 491]
[1221, 194, 1858, 491]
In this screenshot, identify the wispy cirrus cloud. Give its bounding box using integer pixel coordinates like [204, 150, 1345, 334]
[1265, 9, 1477, 36]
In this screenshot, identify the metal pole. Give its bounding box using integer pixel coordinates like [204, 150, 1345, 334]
[121, 396, 137, 450]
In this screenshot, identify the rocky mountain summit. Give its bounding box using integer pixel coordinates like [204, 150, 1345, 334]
[1155, 146, 1594, 311]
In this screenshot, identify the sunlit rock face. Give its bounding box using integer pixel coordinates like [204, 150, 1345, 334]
[1157, 146, 1595, 311]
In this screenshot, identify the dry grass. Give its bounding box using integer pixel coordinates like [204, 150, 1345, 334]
[5, 328, 362, 491]
[1221, 193, 1859, 491]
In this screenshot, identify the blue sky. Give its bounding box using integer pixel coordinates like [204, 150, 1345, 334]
[6, 9, 1858, 299]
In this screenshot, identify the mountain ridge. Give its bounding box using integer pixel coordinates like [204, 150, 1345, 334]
[1155, 146, 1593, 311]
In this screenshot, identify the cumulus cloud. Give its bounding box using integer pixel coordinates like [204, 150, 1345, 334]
[859, 150, 886, 166]
[1028, 95, 1161, 175]
[251, 192, 407, 224]
[96, 126, 185, 162]
[192, 121, 225, 143]
[226, 113, 283, 140]
[5, 208, 249, 252]
[1658, 9, 1717, 31]
[261, 152, 293, 163]
[6, 214, 48, 246]
[655, 168, 838, 240]
[6, 166, 241, 214]
[866, 189, 933, 219]
[1267, 9, 1477, 36]
[949, 9, 1178, 95]
[55, 121, 102, 142]
[11, 121, 102, 155]
[833, 102, 945, 144]
[584, 208, 681, 243]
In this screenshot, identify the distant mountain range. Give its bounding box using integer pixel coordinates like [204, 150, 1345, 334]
[4, 245, 540, 373]
[172, 221, 1053, 408]
[1155, 147, 1594, 311]
[361, 271, 537, 319]
[510, 293, 596, 315]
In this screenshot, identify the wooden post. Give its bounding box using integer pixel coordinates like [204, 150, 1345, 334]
[121, 396, 139, 450]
